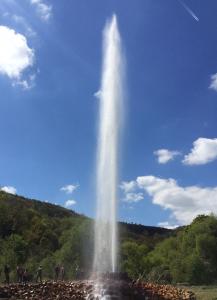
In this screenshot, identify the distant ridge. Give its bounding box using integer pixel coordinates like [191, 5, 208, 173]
[120, 221, 172, 236]
[0, 190, 80, 218]
[0, 190, 172, 236]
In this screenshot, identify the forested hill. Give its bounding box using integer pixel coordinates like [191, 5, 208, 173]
[0, 190, 171, 239]
[1, 191, 216, 285]
[0, 191, 80, 220]
[0, 190, 172, 280]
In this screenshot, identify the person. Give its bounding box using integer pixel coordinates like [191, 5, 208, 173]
[60, 266, 65, 281]
[75, 265, 79, 279]
[23, 269, 28, 285]
[54, 265, 60, 281]
[4, 264, 10, 285]
[16, 266, 24, 283]
[36, 266, 42, 283]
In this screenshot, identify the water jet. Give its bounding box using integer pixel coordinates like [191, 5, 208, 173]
[93, 14, 124, 276]
[90, 13, 124, 300]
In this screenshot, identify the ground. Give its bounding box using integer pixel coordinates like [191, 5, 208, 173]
[184, 286, 217, 300]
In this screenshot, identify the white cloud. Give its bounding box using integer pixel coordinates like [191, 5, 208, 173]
[0, 26, 35, 88]
[209, 73, 217, 92]
[65, 199, 76, 208]
[158, 222, 179, 230]
[60, 184, 79, 194]
[123, 192, 144, 203]
[12, 14, 36, 37]
[0, 186, 17, 194]
[2, 7, 36, 37]
[14, 73, 36, 90]
[120, 181, 136, 193]
[183, 138, 217, 165]
[154, 149, 181, 164]
[30, 0, 52, 21]
[122, 175, 217, 225]
[94, 90, 101, 98]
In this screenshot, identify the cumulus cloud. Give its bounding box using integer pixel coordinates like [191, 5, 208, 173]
[183, 138, 217, 165]
[154, 149, 181, 164]
[30, 0, 52, 21]
[122, 175, 217, 225]
[0, 186, 17, 194]
[120, 181, 143, 203]
[209, 73, 217, 92]
[65, 199, 76, 208]
[123, 192, 144, 203]
[60, 184, 79, 194]
[0, 26, 35, 88]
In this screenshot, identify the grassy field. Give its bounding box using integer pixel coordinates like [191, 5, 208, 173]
[183, 286, 217, 300]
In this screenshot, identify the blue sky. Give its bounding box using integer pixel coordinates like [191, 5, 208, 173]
[0, 0, 217, 228]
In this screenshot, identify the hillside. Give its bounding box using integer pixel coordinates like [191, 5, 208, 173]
[0, 190, 171, 281]
[0, 191, 171, 240]
[0, 191, 80, 221]
[1, 191, 216, 285]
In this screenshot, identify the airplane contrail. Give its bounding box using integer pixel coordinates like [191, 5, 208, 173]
[178, 0, 199, 22]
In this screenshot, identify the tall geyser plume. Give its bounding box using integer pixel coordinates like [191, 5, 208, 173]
[93, 14, 124, 274]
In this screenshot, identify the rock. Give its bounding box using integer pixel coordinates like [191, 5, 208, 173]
[0, 280, 196, 299]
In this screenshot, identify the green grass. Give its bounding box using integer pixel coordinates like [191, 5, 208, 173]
[183, 286, 217, 300]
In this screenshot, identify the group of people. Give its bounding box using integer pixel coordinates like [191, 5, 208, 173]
[16, 265, 30, 284]
[1, 264, 65, 284]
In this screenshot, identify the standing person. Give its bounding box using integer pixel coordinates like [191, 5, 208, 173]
[75, 265, 79, 280]
[16, 266, 20, 283]
[35, 266, 42, 283]
[23, 269, 28, 285]
[54, 265, 60, 281]
[4, 265, 10, 285]
[60, 266, 65, 281]
[16, 266, 24, 283]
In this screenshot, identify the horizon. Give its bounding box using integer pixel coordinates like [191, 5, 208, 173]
[0, 0, 217, 229]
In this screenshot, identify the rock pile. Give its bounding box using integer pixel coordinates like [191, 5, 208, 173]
[0, 281, 87, 300]
[0, 281, 196, 299]
[133, 282, 196, 300]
